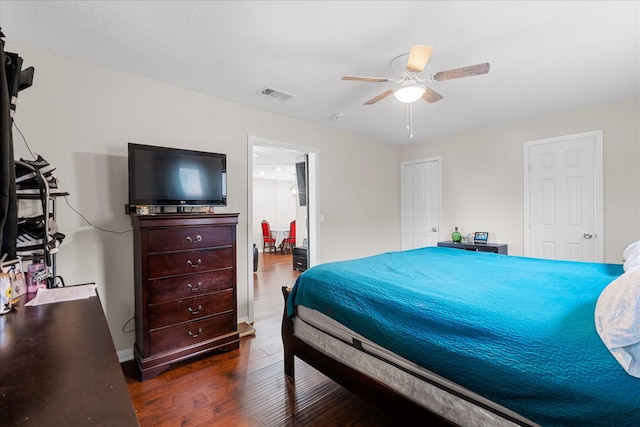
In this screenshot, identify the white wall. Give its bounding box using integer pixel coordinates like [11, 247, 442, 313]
[295, 195, 308, 246]
[400, 98, 640, 262]
[11, 41, 637, 360]
[253, 178, 296, 251]
[9, 43, 401, 356]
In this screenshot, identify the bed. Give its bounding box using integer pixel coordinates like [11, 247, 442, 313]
[281, 246, 640, 426]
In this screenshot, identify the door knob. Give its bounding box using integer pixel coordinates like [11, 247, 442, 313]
[431, 228, 438, 232]
[583, 233, 593, 239]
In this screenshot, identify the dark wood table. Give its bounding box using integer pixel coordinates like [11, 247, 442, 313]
[0, 292, 139, 426]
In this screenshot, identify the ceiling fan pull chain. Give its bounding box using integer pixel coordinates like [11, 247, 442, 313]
[410, 103, 414, 139]
[406, 104, 410, 132]
[406, 103, 414, 139]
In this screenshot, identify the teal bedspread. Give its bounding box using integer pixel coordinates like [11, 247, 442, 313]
[287, 247, 639, 426]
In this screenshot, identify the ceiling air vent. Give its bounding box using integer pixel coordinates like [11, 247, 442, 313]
[258, 87, 295, 101]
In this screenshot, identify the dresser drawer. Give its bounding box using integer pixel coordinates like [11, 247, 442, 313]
[149, 312, 236, 355]
[148, 269, 233, 304]
[147, 247, 234, 278]
[147, 226, 234, 253]
[149, 289, 234, 329]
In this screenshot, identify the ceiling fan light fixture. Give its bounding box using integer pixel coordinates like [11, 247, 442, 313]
[393, 85, 426, 103]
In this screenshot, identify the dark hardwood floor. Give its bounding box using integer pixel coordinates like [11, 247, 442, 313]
[123, 251, 395, 426]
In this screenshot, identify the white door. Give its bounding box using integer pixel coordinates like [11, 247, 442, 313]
[524, 131, 603, 262]
[401, 158, 440, 250]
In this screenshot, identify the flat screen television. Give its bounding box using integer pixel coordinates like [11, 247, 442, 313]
[128, 143, 227, 209]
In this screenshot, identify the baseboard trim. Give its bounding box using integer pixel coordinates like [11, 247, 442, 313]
[118, 347, 134, 363]
[238, 321, 256, 337]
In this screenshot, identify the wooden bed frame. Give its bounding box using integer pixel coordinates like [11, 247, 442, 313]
[281, 286, 454, 425]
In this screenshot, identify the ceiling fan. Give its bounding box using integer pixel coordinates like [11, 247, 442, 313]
[342, 45, 490, 106]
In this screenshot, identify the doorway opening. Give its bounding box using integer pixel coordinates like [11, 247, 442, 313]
[246, 136, 318, 324]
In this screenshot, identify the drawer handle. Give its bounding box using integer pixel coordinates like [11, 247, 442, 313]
[188, 305, 202, 315]
[187, 282, 202, 292]
[187, 259, 202, 268]
[188, 328, 202, 338]
[186, 235, 203, 243]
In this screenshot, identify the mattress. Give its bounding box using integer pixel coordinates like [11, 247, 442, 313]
[293, 304, 539, 427]
[287, 247, 639, 426]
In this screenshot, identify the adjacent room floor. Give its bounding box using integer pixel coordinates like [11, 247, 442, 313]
[122, 251, 396, 426]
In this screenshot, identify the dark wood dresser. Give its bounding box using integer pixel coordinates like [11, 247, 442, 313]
[0, 294, 139, 426]
[130, 213, 240, 380]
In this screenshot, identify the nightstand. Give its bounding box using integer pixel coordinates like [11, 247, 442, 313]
[293, 246, 308, 271]
[437, 241, 508, 254]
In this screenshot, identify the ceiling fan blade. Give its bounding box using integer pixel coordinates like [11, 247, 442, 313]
[406, 45, 433, 73]
[432, 63, 490, 81]
[364, 90, 393, 105]
[342, 75, 389, 83]
[422, 87, 443, 103]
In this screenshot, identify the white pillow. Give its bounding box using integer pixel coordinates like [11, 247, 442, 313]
[623, 240, 640, 262]
[625, 254, 640, 272]
[595, 267, 640, 377]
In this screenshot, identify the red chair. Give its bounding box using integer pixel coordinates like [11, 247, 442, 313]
[284, 220, 296, 253]
[261, 220, 276, 252]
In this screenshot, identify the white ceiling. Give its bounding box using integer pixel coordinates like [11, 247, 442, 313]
[1, 1, 639, 147]
[252, 144, 301, 182]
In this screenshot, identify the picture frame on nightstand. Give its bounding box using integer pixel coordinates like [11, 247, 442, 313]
[474, 232, 489, 244]
[2, 258, 27, 298]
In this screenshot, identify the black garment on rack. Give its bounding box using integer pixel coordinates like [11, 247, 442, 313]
[0, 36, 18, 260]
